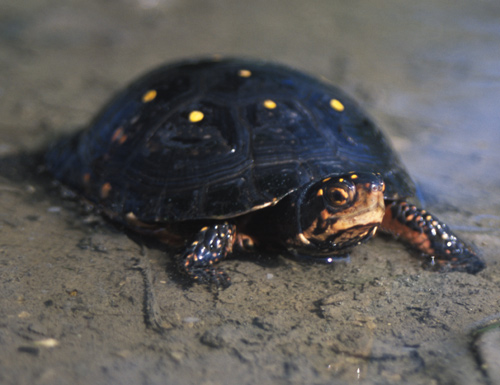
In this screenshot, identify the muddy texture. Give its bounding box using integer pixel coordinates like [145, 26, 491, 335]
[1, 1, 500, 384]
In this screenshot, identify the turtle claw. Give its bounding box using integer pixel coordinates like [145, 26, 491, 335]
[424, 245, 485, 275]
[179, 223, 236, 288]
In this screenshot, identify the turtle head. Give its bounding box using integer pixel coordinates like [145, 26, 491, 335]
[288, 172, 385, 258]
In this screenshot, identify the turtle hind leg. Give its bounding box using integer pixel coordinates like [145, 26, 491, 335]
[381, 200, 485, 274]
[179, 223, 236, 288]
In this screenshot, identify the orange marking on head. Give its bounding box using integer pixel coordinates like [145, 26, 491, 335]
[320, 208, 330, 221]
[83, 173, 91, 184]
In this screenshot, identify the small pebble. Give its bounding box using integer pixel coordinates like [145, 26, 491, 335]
[183, 317, 200, 324]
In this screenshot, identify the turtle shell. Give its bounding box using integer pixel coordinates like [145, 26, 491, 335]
[46, 57, 415, 222]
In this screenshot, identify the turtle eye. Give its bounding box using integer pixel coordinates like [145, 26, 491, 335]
[325, 183, 355, 207]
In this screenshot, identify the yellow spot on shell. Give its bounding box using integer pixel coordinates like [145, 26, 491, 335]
[238, 69, 252, 77]
[338, 178, 344, 183]
[317, 188, 324, 196]
[189, 110, 204, 123]
[263, 99, 277, 109]
[142, 89, 157, 103]
[322, 177, 331, 182]
[330, 98, 344, 112]
[350, 174, 358, 180]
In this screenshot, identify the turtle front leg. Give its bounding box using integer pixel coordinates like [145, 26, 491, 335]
[381, 201, 485, 274]
[179, 223, 236, 288]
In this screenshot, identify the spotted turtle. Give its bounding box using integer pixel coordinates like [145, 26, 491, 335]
[46, 57, 485, 287]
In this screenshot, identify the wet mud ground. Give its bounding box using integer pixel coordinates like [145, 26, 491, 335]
[1, 0, 500, 384]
